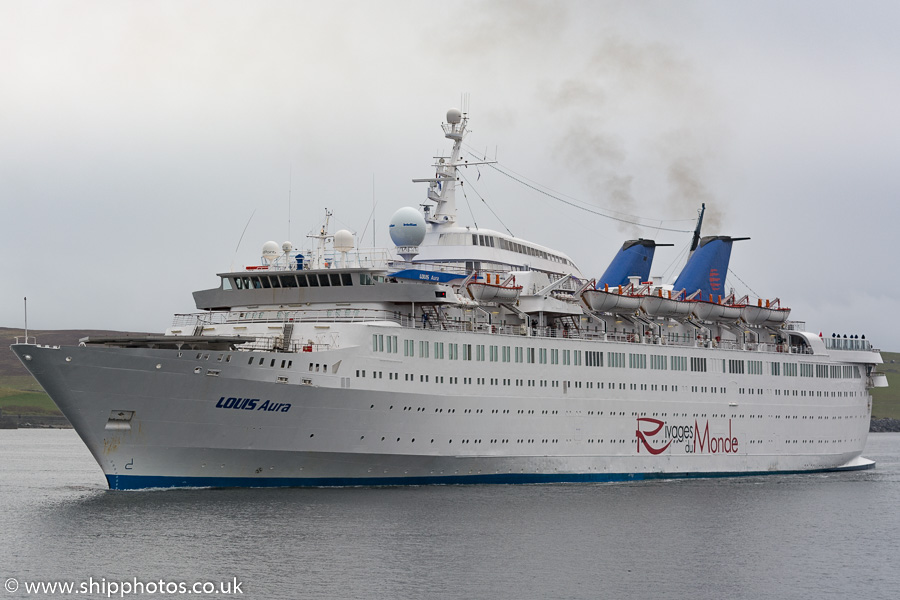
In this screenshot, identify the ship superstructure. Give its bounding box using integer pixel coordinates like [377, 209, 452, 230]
[11, 108, 886, 490]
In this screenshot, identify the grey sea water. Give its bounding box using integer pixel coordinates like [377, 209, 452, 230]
[1, 430, 899, 600]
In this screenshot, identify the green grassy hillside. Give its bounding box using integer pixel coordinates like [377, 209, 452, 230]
[871, 351, 900, 419]
[1, 327, 136, 417]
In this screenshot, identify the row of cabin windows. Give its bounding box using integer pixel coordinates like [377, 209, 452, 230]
[374, 341, 862, 379]
[226, 272, 373, 291]
[437, 232, 573, 266]
[352, 370, 865, 401]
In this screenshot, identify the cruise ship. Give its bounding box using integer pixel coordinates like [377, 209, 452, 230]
[12, 108, 887, 490]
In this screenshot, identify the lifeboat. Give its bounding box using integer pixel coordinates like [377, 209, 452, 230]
[741, 304, 773, 325]
[761, 298, 790, 327]
[689, 300, 743, 322]
[763, 307, 791, 326]
[582, 284, 643, 314]
[686, 293, 743, 322]
[640, 289, 693, 319]
[739, 297, 789, 326]
[466, 273, 523, 303]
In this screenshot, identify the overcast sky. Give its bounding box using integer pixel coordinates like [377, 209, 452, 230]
[3, 0, 899, 347]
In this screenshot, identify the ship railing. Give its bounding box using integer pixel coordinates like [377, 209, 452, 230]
[258, 248, 394, 272]
[14, 336, 37, 344]
[823, 337, 873, 351]
[169, 311, 827, 355]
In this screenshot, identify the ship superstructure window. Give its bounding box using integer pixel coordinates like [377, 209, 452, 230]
[404, 340, 415, 357]
[454, 232, 573, 266]
[728, 359, 745, 374]
[691, 357, 707, 372]
[539, 349, 547, 364]
[527, 348, 536, 364]
[490, 345, 499, 362]
[434, 342, 444, 359]
[586, 351, 602, 367]
[608, 352, 625, 368]
[476, 345, 485, 361]
[279, 275, 298, 288]
[574, 351, 582, 366]
[650, 355, 666, 370]
[562, 350, 570, 365]
[515, 347, 523, 363]
[800, 363, 814, 377]
[449, 343, 458, 360]
[359, 273, 374, 285]
[419, 341, 430, 358]
[771, 362, 781, 376]
[748, 360, 763, 375]
[318, 274, 331, 286]
[629, 354, 647, 369]
[671, 356, 687, 371]
[306, 274, 319, 287]
[463, 344, 472, 360]
[222, 277, 232, 290]
[502, 346, 511, 362]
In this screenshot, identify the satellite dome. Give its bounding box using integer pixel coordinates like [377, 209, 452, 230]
[389, 207, 426, 247]
[446, 108, 462, 124]
[261, 241, 280, 263]
[281, 241, 293, 253]
[334, 229, 354, 252]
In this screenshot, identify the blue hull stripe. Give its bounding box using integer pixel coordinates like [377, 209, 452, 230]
[106, 462, 875, 491]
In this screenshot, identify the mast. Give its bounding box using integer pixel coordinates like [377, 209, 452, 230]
[413, 108, 495, 228]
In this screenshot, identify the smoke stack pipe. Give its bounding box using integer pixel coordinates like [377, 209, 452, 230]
[689, 203, 706, 254]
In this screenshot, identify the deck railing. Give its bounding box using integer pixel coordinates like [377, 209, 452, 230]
[169, 310, 825, 355]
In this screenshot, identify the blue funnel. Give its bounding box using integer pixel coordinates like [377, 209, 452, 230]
[673, 236, 748, 299]
[597, 239, 662, 288]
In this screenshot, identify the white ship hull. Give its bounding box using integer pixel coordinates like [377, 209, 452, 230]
[12, 323, 875, 490]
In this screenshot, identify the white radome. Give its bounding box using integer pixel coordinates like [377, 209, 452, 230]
[261, 241, 280, 262]
[389, 207, 426, 247]
[447, 108, 462, 124]
[334, 229, 354, 252]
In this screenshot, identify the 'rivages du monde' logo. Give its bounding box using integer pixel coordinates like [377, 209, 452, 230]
[636, 417, 739, 455]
